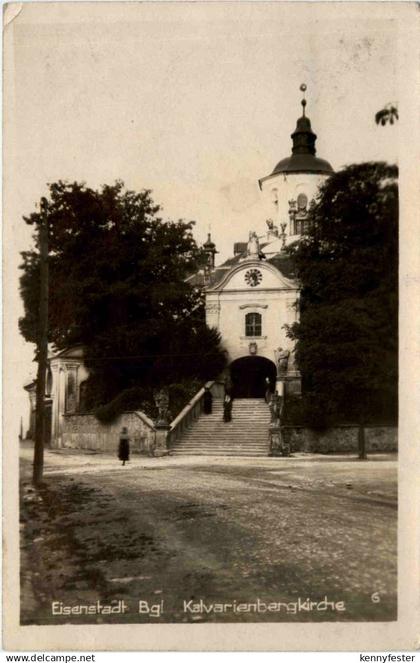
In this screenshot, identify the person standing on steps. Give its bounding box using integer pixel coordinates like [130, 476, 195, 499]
[223, 394, 232, 422]
[118, 427, 130, 466]
[224, 374, 233, 398]
[265, 376, 273, 404]
[203, 386, 213, 414]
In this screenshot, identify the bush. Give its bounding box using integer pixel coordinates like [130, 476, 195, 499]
[283, 394, 329, 430]
[94, 379, 205, 424]
[95, 387, 156, 423]
[168, 380, 202, 419]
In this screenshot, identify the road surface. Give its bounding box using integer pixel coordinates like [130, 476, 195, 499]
[20, 446, 397, 624]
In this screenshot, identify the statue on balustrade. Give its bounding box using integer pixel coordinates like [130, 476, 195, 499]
[269, 391, 283, 424]
[275, 347, 290, 375]
[154, 389, 171, 427]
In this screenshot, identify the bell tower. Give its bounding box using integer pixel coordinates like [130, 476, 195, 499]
[258, 84, 333, 242]
[203, 232, 217, 270]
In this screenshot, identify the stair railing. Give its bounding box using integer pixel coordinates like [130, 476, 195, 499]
[167, 380, 223, 449]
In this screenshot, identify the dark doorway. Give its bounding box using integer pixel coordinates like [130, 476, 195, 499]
[230, 356, 277, 398]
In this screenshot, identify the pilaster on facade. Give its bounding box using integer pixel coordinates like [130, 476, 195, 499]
[48, 349, 88, 446]
[205, 297, 221, 329]
[63, 362, 80, 414]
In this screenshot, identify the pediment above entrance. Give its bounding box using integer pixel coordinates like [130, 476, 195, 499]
[208, 260, 296, 292]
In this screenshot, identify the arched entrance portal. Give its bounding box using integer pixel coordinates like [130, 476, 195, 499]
[230, 356, 277, 399]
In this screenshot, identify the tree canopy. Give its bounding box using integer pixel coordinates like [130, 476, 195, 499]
[375, 104, 398, 126]
[19, 181, 226, 413]
[286, 162, 398, 426]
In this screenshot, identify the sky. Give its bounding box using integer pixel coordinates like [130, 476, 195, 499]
[4, 1, 404, 430]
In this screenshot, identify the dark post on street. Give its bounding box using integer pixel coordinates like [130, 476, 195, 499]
[33, 198, 49, 486]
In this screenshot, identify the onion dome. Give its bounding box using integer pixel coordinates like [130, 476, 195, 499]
[203, 232, 216, 252]
[262, 85, 333, 182]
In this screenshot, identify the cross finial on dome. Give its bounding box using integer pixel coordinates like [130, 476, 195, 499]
[300, 83, 307, 117]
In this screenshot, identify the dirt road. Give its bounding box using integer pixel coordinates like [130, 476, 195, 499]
[20, 447, 397, 624]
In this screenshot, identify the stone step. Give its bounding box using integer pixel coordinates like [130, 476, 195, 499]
[204, 414, 269, 418]
[211, 403, 268, 407]
[172, 397, 270, 457]
[173, 451, 268, 457]
[174, 436, 267, 440]
[182, 430, 269, 435]
[185, 422, 270, 427]
[210, 404, 268, 407]
[206, 414, 269, 418]
[184, 420, 270, 425]
[181, 445, 268, 448]
[199, 401, 269, 414]
[180, 432, 268, 442]
[173, 442, 269, 448]
[188, 417, 269, 420]
[183, 424, 269, 428]
[179, 436, 268, 440]
[210, 402, 268, 407]
[210, 406, 268, 411]
[171, 451, 269, 457]
[172, 450, 268, 457]
[188, 416, 270, 421]
[194, 410, 269, 413]
[186, 426, 270, 433]
[175, 440, 268, 446]
[186, 421, 270, 426]
[173, 445, 267, 448]
[172, 440, 268, 449]
[202, 408, 268, 412]
[181, 433, 269, 438]
[181, 434, 269, 439]
[174, 448, 268, 452]
[192, 413, 270, 416]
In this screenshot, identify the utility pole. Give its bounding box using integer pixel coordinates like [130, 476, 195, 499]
[33, 198, 49, 486]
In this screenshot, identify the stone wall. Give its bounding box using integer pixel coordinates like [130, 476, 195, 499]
[283, 426, 397, 454]
[61, 411, 156, 455]
[60, 410, 397, 456]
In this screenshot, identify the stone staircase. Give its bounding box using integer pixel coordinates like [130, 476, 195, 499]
[170, 398, 271, 457]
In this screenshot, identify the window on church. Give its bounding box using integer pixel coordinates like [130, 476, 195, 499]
[294, 193, 311, 235]
[297, 193, 308, 210]
[294, 218, 311, 235]
[45, 367, 53, 397]
[79, 381, 88, 412]
[66, 372, 76, 412]
[245, 312, 262, 337]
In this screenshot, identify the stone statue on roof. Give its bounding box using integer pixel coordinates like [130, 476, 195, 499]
[247, 231, 260, 259]
[266, 218, 279, 238]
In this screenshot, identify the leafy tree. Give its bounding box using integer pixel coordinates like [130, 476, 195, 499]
[375, 104, 398, 126]
[19, 181, 226, 414]
[286, 162, 398, 426]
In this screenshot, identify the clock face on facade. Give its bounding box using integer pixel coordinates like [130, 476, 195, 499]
[244, 268, 263, 287]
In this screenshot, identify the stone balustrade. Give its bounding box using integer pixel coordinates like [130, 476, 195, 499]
[167, 380, 224, 449]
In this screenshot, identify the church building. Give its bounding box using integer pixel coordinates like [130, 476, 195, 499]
[197, 85, 333, 399]
[25, 86, 334, 448]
